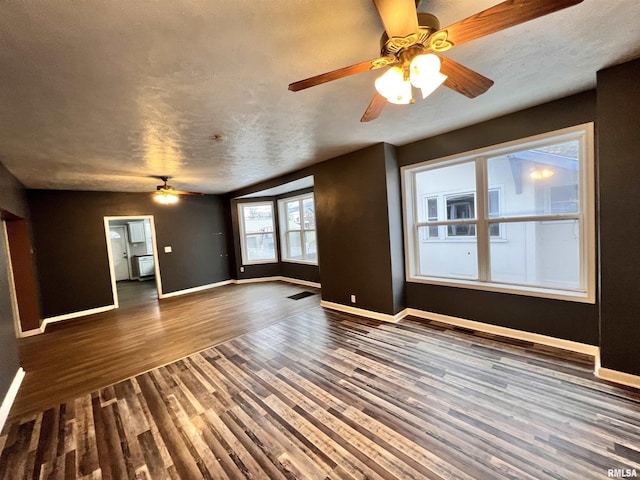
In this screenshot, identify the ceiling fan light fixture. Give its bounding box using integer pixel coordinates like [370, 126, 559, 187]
[419, 71, 448, 99]
[375, 66, 413, 105]
[154, 191, 179, 204]
[409, 53, 441, 86]
[408, 53, 447, 99]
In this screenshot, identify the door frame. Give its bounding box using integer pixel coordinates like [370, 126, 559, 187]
[104, 215, 162, 308]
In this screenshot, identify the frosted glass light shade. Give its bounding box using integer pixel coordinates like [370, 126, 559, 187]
[409, 54, 447, 99]
[419, 72, 448, 99]
[375, 67, 413, 105]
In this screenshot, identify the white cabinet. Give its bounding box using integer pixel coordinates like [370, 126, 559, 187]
[127, 221, 146, 243]
[136, 255, 155, 278]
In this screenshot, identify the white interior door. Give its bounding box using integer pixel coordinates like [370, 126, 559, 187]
[110, 226, 130, 281]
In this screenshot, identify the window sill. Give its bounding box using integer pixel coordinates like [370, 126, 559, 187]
[242, 260, 278, 266]
[282, 259, 319, 266]
[407, 276, 595, 304]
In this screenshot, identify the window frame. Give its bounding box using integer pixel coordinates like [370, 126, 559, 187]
[277, 192, 318, 265]
[402, 123, 595, 303]
[237, 201, 278, 265]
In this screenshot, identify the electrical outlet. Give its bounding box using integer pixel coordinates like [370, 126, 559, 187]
[350, 294, 356, 303]
[240, 266, 244, 273]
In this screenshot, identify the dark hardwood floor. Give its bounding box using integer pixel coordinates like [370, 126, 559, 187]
[2, 281, 640, 479]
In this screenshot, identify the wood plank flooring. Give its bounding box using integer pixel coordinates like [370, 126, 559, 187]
[12, 281, 322, 419]
[2, 282, 640, 479]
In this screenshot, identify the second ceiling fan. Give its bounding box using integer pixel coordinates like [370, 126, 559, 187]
[288, 0, 584, 122]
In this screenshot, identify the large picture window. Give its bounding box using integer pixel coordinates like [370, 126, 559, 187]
[238, 202, 276, 264]
[278, 193, 317, 264]
[402, 124, 595, 302]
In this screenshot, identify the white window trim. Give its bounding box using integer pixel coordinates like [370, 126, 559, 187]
[277, 193, 318, 265]
[237, 201, 278, 265]
[401, 123, 595, 304]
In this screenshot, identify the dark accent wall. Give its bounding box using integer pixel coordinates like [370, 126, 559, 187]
[228, 145, 405, 315]
[597, 58, 640, 375]
[0, 162, 28, 407]
[398, 91, 599, 345]
[314, 144, 404, 315]
[27, 191, 231, 318]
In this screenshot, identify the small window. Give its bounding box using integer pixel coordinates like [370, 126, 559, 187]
[238, 202, 276, 264]
[425, 197, 438, 239]
[278, 193, 317, 264]
[446, 193, 476, 237]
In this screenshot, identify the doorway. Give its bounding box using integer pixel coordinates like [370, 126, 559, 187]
[104, 216, 162, 309]
[2, 212, 41, 337]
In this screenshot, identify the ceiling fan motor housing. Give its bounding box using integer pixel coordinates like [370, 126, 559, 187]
[379, 12, 440, 56]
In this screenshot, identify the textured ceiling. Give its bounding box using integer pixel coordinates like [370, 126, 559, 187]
[1, 0, 639, 194]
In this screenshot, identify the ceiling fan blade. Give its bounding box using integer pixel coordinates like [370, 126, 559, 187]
[432, 0, 583, 50]
[175, 190, 204, 196]
[360, 93, 387, 122]
[372, 0, 419, 38]
[439, 56, 494, 98]
[288, 57, 395, 92]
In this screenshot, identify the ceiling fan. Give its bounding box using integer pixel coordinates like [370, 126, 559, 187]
[153, 176, 203, 204]
[288, 0, 584, 122]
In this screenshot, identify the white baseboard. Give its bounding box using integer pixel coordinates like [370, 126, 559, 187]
[18, 328, 42, 338]
[321, 300, 407, 323]
[235, 276, 321, 289]
[234, 276, 281, 285]
[41, 305, 115, 332]
[594, 352, 640, 389]
[159, 280, 234, 299]
[0, 367, 25, 433]
[596, 368, 640, 389]
[275, 277, 321, 289]
[405, 308, 599, 357]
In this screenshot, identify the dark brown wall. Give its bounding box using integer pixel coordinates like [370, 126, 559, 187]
[384, 144, 406, 313]
[27, 191, 231, 318]
[314, 144, 401, 314]
[0, 162, 28, 406]
[399, 91, 599, 345]
[597, 57, 640, 375]
[228, 145, 403, 315]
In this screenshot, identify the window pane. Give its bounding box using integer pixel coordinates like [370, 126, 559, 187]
[487, 140, 580, 217]
[417, 226, 478, 279]
[426, 197, 438, 238]
[550, 184, 579, 214]
[303, 198, 315, 230]
[287, 201, 300, 231]
[415, 162, 476, 222]
[489, 220, 580, 289]
[305, 230, 317, 261]
[242, 205, 274, 234]
[287, 231, 302, 259]
[246, 233, 275, 261]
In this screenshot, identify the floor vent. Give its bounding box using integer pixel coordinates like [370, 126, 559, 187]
[288, 291, 316, 300]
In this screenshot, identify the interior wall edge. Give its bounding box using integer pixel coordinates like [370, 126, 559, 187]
[0, 367, 25, 434]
